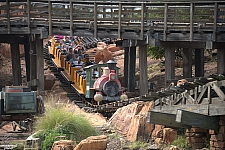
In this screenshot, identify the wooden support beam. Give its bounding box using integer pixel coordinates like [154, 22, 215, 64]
[6, 0, 10, 34]
[94, 2, 97, 38]
[182, 48, 192, 78]
[153, 104, 209, 115]
[0, 35, 27, 44]
[128, 46, 136, 92]
[147, 111, 191, 129]
[213, 2, 218, 41]
[165, 47, 175, 86]
[163, 3, 168, 41]
[48, 1, 52, 36]
[27, 0, 31, 34]
[176, 109, 219, 131]
[190, 3, 194, 41]
[209, 103, 225, 116]
[10, 43, 22, 86]
[153, 41, 206, 49]
[140, 3, 145, 40]
[30, 41, 37, 84]
[217, 48, 225, 74]
[24, 43, 30, 82]
[139, 45, 148, 95]
[70, 1, 73, 37]
[36, 35, 44, 93]
[124, 47, 129, 88]
[195, 48, 204, 77]
[118, 3, 122, 39]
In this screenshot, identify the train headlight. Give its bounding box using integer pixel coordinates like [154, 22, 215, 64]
[120, 93, 128, 100]
[94, 92, 103, 105]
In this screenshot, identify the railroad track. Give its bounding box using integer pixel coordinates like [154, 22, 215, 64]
[44, 43, 225, 116]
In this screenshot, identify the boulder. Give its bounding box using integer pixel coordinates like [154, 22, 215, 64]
[109, 101, 154, 142]
[44, 74, 56, 90]
[52, 140, 75, 150]
[163, 128, 177, 145]
[74, 135, 107, 150]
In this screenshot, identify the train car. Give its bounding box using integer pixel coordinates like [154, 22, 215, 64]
[48, 37, 128, 105]
[0, 86, 44, 131]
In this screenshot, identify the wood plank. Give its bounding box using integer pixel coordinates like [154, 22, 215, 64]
[36, 36, 44, 92]
[176, 109, 219, 131]
[139, 45, 148, 95]
[165, 47, 175, 86]
[147, 111, 191, 128]
[11, 43, 22, 86]
[153, 104, 209, 115]
[209, 103, 225, 116]
[211, 82, 225, 101]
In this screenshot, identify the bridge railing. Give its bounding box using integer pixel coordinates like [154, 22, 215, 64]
[0, 1, 224, 40]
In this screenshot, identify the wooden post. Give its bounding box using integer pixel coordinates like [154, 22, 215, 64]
[36, 35, 44, 93]
[190, 3, 194, 41]
[118, 3, 122, 39]
[70, 1, 73, 37]
[139, 45, 148, 95]
[128, 46, 136, 92]
[140, 3, 145, 40]
[6, 0, 10, 34]
[30, 40, 37, 81]
[24, 42, 30, 82]
[27, 0, 31, 34]
[94, 2, 97, 38]
[182, 48, 192, 78]
[195, 48, 204, 77]
[163, 3, 168, 41]
[213, 2, 218, 41]
[124, 47, 129, 88]
[48, 1, 52, 36]
[165, 47, 175, 86]
[10, 43, 22, 86]
[217, 49, 225, 74]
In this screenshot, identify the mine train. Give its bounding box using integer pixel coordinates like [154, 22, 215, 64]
[49, 37, 128, 104]
[0, 86, 44, 131]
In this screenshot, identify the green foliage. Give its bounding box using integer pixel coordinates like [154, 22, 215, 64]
[147, 45, 165, 60]
[171, 135, 189, 149]
[34, 102, 98, 150]
[129, 140, 147, 149]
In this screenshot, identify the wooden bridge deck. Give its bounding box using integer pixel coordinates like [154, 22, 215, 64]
[0, 0, 225, 45]
[145, 77, 225, 131]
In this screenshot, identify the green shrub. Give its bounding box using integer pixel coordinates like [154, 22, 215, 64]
[129, 140, 147, 149]
[171, 135, 189, 149]
[34, 105, 98, 149]
[147, 46, 165, 60]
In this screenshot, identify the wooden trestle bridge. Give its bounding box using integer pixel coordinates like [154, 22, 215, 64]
[1, 0, 225, 130]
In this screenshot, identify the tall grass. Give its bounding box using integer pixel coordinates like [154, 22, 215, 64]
[34, 95, 98, 149]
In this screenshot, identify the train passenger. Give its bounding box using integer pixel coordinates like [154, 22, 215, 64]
[64, 36, 71, 45]
[57, 39, 64, 49]
[65, 47, 74, 61]
[68, 54, 78, 64]
[80, 63, 87, 78]
[83, 54, 93, 66]
[78, 49, 84, 59]
[70, 41, 76, 50]
[72, 56, 83, 68]
[93, 68, 99, 78]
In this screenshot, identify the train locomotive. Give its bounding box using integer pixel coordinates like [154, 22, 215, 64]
[92, 60, 128, 104]
[49, 37, 128, 105]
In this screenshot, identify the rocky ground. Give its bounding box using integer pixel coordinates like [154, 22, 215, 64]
[0, 43, 217, 149]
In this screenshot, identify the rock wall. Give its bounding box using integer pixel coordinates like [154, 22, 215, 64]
[108, 101, 177, 145]
[209, 116, 225, 150]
